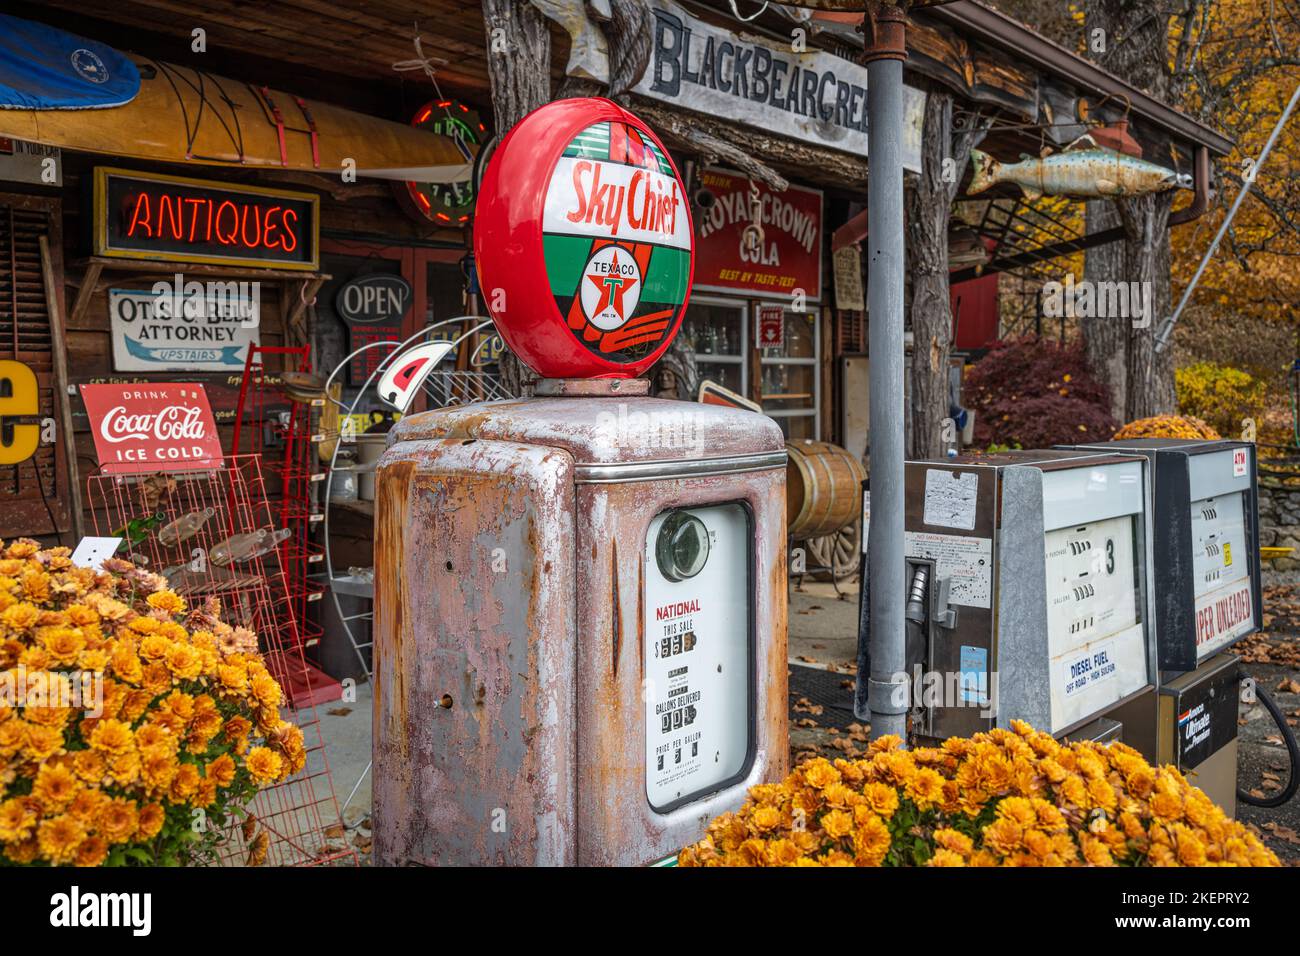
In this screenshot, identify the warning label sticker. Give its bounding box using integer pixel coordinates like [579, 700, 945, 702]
[922, 469, 979, 531]
[904, 530, 992, 609]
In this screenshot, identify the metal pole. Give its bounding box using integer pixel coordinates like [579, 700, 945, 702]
[1155, 81, 1300, 353]
[864, 6, 909, 742]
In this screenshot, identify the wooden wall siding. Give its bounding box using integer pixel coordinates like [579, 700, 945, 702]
[0, 193, 71, 539]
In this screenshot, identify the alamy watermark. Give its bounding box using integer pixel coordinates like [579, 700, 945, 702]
[892, 665, 999, 720]
[595, 403, 708, 456]
[1, 666, 104, 718]
[149, 274, 261, 328]
[1042, 273, 1152, 329]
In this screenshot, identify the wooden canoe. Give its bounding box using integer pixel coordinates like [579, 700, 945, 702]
[0, 57, 473, 182]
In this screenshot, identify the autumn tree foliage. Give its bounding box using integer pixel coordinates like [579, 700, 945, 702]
[963, 337, 1117, 448]
[987, 0, 1300, 420]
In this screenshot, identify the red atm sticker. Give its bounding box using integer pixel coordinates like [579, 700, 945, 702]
[1233, 447, 1248, 477]
[80, 383, 223, 475]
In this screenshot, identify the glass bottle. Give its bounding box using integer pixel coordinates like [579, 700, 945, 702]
[157, 507, 217, 547]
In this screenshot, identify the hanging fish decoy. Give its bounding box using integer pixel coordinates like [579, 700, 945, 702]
[967, 135, 1192, 200]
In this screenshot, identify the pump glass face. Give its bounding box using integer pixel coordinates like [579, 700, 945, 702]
[1043, 514, 1149, 732]
[644, 504, 752, 812]
[656, 511, 710, 581]
[1190, 490, 1254, 658]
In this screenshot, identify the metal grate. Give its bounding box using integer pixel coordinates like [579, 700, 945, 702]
[789, 662, 858, 730]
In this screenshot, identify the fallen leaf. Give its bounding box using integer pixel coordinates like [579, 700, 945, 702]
[324, 823, 346, 840]
[327, 707, 352, 717]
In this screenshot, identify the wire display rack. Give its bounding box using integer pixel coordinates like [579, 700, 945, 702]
[233, 344, 340, 707]
[87, 455, 356, 866]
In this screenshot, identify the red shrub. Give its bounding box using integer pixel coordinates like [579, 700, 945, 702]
[964, 337, 1117, 448]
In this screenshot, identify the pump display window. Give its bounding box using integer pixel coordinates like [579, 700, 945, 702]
[681, 297, 747, 396]
[759, 308, 820, 441]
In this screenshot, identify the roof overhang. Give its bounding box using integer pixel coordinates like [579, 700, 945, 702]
[917, 0, 1233, 155]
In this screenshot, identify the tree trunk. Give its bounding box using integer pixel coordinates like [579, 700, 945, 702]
[482, 0, 551, 130]
[1121, 193, 1176, 420]
[1083, 200, 1129, 416]
[906, 91, 985, 458]
[1081, 0, 1178, 423]
[482, 0, 551, 396]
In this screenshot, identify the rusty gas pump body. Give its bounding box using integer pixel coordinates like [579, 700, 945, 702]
[372, 99, 789, 866]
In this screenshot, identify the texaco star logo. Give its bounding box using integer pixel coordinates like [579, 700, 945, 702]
[580, 245, 642, 331]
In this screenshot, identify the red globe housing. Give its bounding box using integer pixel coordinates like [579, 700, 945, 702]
[473, 98, 695, 380]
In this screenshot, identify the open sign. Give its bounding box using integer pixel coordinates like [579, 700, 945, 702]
[335, 274, 413, 325]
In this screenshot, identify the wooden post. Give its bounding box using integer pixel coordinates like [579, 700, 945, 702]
[39, 236, 85, 542]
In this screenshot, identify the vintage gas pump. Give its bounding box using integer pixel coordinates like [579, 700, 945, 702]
[1061, 438, 1266, 812]
[895, 450, 1158, 748]
[371, 99, 788, 866]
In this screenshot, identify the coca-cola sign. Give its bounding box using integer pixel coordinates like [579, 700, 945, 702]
[80, 383, 224, 475]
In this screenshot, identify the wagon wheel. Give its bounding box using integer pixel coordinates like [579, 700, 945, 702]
[830, 521, 861, 589]
[803, 521, 860, 595]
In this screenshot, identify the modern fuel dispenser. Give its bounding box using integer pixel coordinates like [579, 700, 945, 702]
[897, 450, 1158, 748]
[371, 98, 788, 866]
[1061, 438, 1264, 813]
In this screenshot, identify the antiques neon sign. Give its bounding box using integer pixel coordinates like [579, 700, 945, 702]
[93, 167, 319, 270]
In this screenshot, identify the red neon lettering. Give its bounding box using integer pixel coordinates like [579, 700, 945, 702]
[279, 209, 298, 252]
[120, 188, 303, 255]
[157, 194, 183, 240]
[183, 198, 205, 242]
[213, 200, 239, 245]
[239, 204, 261, 248]
[263, 205, 281, 250]
[125, 193, 152, 237]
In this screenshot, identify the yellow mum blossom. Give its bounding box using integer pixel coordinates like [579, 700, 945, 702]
[37, 815, 85, 864]
[861, 781, 900, 819]
[89, 718, 135, 757]
[248, 671, 282, 712]
[1, 602, 40, 630]
[24, 724, 64, 761]
[750, 806, 782, 832]
[31, 762, 79, 811]
[933, 828, 973, 856]
[821, 809, 854, 840]
[928, 848, 966, 867]
[164, 644, 203, 681]
[146, 590, 187, 615]
[800, 758, 839, 790]
[0, 797, 37, 843]
[245, 746, 284, 785]
[74, 835, 109, 868]
[137, 803, 166, 840]
[767, 838, 802, 866]
[853, 813, 891, 865]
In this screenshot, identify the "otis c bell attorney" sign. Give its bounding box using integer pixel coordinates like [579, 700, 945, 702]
[80, 383, 224, 475]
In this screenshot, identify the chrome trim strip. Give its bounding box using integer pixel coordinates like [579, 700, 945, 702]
[574, 451, 788, 484]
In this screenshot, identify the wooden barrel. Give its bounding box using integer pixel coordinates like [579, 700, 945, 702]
[786, 440, 867, 540]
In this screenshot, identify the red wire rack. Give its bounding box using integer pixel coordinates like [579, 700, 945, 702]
[232, 344, 340, 708]
[86, 455, 356, 866]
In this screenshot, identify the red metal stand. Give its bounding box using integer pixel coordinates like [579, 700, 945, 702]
[233, 344, 340, 708]
[87, 456, 356, 866]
